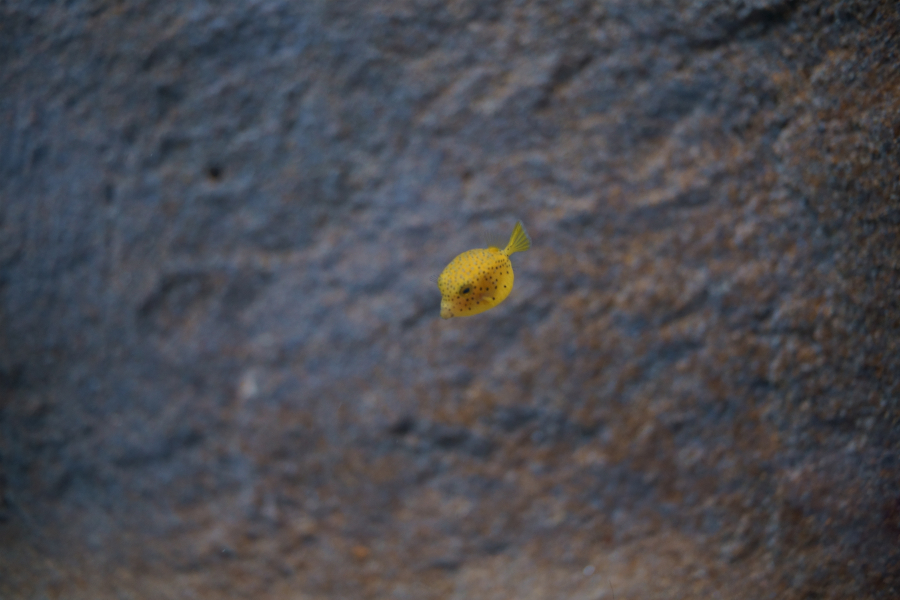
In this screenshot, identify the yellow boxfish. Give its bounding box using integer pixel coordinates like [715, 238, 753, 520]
[438, 221, 532, 319]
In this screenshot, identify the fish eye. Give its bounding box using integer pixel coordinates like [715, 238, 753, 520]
[461, 287, 471, 294]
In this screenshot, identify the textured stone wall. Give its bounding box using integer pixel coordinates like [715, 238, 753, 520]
[1, 1, 898, 598]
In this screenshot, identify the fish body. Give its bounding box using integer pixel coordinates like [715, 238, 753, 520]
[438, 221, 531, 319]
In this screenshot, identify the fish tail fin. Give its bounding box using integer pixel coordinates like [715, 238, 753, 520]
[503, 220, 531, 255]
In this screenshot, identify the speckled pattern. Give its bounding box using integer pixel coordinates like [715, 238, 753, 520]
[438, 247, 513, 318]
[1, 0, 899, 599]
[438, 222, 529, 318]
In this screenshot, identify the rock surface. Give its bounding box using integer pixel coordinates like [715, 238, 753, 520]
[1, 0, 899, 598]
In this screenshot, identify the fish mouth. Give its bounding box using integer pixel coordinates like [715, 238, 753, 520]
[440, 302, 453, 319]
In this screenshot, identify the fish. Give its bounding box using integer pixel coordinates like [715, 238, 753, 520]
[438, 220, 531, 319]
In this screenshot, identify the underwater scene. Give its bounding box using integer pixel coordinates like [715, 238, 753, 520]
[1, 1, 899, 598]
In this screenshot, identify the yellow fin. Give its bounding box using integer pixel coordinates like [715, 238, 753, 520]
[503, 220, 531, 255]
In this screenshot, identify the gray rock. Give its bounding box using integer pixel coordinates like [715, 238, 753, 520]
[1, 0, 898, 598]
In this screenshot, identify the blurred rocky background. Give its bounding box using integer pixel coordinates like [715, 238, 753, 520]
[1, 0, 898, 598]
